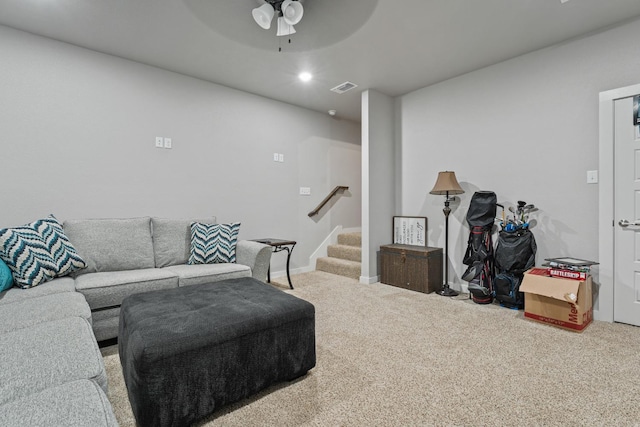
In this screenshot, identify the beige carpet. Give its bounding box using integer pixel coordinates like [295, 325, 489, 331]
[101, 272, 640, 426]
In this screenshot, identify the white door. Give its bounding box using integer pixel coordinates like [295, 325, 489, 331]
[614, 96, 640, 326]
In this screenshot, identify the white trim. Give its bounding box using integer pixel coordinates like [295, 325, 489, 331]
[598, 82, 640, 322]
[269, 265, 313, 279]
[360, 275, 379, 284]
[308, 225, 343, 269]
[460, 282, 469, 295]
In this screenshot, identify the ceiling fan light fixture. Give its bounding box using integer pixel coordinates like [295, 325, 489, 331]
[276, 16, 296, 36]
[252, 3, 275, 30]
[281, 0, 304, 25]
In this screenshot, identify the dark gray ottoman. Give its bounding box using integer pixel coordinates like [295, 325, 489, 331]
[118, 277, 316, 427]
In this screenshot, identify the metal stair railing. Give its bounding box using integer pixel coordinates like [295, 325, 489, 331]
[308, 185, 349, 217]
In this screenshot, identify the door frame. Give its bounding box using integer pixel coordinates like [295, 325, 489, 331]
[598, 82, 640, 322]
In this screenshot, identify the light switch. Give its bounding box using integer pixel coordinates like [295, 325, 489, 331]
[278, 153, 284, 162]
[587, 170, 598, 184]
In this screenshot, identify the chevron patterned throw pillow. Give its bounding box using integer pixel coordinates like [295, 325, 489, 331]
[188, 222, 240, 265]
[0, 215, 87, 288]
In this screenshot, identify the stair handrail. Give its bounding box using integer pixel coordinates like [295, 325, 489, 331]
[308, 185, 349, 217]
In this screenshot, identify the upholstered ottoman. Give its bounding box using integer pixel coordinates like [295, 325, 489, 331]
[118, 277, 316, 427]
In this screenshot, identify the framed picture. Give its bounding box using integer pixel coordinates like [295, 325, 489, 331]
[393, 216, 427, 246]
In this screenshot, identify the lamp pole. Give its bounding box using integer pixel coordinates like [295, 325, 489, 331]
[440, 192, 459, 296]
[429, 171, 464, 297]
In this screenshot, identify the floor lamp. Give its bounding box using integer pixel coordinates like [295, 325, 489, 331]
[430, 171, 465, 297]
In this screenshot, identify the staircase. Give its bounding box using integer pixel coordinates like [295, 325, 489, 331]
[315, 232, 361, 280]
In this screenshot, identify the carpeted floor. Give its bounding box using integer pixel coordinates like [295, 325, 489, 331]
[101, 272, 640, 426]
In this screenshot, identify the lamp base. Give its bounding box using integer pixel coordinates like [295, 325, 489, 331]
[438, 285, 459, 297]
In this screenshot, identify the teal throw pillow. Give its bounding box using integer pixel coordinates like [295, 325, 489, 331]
[0, 258, 13, 292]
[0, 215, 87, 289]
[188, 222, 241, 265]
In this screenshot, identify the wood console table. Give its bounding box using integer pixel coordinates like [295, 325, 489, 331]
[251, 239, 296, 289]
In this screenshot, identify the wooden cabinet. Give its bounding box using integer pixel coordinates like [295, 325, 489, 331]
[379, 244, 443, 294]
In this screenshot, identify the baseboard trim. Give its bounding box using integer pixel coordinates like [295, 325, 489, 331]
[360, 275, 379, 284]
[270, 265, 313, 279]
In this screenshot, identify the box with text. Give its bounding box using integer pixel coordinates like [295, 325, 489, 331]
[519, 270, 593, 332]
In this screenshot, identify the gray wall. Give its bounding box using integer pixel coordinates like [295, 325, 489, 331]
[398, 17, 640, 312]
[361, 90, 395, 283]
[0, 25, 361, 274]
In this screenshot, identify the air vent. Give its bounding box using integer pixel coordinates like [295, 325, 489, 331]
[330, 81, 358, 94]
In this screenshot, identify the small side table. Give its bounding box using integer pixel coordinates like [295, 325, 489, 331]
[251, 239, 296, 289]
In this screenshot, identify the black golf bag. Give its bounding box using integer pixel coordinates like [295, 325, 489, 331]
[493, 228, 537, 309]
[462, 191, 497, 304]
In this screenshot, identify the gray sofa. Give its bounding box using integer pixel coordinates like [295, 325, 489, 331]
[0, 283, 118, 426]
[63, 216, 272, 341]
[0, 216, 272, 427]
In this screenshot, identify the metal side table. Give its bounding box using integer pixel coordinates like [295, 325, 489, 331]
[252, 239, 296, 289]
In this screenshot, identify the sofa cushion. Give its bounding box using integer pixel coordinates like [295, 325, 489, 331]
[75, 268, 179, 310]
[0, 316, 107, 406]
[0, 216, 87, 288]
[91, 307, 121, 342]
[189, 222, 241, 265]
[0, 292, 91, 334]
[151, 217, 216, 268]
[63, 217, 155, 275]
[164, 263, 251, 287]
[0, 277, 75, 306]
[0, 259, 12, 292]
[0, 379, 118, 427]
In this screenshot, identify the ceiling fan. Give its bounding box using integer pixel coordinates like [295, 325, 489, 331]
[252, 0, 304, 37]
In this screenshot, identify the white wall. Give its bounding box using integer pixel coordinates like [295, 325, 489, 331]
[398, 18, 640, 317]
[362, 90, 396, 283]
[0, 25, 361, 274]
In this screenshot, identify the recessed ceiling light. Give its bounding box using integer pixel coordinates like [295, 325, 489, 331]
[299, 72, 313, 82]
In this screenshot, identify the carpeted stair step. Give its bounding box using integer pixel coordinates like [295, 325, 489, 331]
[337, 232, 361, 247]
[316, 257, 361, 280]
[327, 244, 361, 262]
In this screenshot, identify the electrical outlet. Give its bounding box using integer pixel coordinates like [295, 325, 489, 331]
[300, 187, 311, 195]
[155, 137, 164, 148]
[273, 153, 279, 162]
[164, 138, 172, 149]
[278, 153, 284, 162]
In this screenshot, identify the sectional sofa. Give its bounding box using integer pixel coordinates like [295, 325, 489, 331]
[63, 216, 272, 341]
[0, 215, 272, 426]
[0, 278, 118, 426]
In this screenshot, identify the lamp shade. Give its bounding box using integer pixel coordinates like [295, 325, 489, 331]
[281, 0, 304, 25]
[252, 3, 275, 29]
[276, 16, 296, 36]
[430, 171, 464, 195]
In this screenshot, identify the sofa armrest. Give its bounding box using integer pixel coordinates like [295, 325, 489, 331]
[236, 241, 272, 282]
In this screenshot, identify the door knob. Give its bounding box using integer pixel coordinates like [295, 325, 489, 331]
[618, 219, 640, 227]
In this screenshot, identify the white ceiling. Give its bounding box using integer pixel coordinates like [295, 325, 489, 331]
[2, 0, 640, 122]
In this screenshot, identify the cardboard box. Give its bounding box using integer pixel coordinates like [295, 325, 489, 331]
[519, 270, 593, 332]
